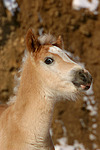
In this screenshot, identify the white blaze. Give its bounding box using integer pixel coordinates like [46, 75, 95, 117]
[49, 46, 76, 64]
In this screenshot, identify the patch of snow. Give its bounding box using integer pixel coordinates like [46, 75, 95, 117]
[82, 80, 98, 149]
[55, 120, 67, 137]
[54, 120, 86, 150]
[89, 134, 96, 141]
[87, 105, 95, 112]
[83, 96, 88, 101]
[92, 123, 98, 129]
[85, 83, 94, 95]
[83, 83, 97, 120]
[3, 0, 19, 15]
[55, 144, 74, 150]
[90, 96, 95, 105]
[80, 119, 86, 128]
[57, 137, 67, 147]
[92, 143, 98, 149]
[55, 138, 86, 150]
[90, 108, 97, 116]
[86, 99, 90, 105]
[72, 0, 99, 14]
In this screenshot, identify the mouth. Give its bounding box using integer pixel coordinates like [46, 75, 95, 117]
[71, 69, 92, 91]
[80, 84, 91, 90]
[72, 81, 91, 91]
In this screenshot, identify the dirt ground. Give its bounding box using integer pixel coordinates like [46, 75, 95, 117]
[0, 0, 100, 149]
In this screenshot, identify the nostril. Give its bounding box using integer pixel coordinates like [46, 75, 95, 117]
[82, 75, 87, 82]
[78, 71, 87, 83]
[80, 71, 92, 84]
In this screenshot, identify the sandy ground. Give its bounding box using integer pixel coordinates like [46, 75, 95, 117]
[0, 0, 100, 149]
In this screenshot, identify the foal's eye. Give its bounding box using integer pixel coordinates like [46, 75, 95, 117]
[44, 57, 54, 65]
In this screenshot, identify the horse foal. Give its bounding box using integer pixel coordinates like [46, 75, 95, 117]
[0, 29, 92, 150]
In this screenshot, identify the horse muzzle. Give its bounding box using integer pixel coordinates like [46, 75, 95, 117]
[72, 69, 92, 91]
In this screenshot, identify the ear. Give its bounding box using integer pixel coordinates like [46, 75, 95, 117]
[26, 28, 40, 53]
[52, 35, 63, 49]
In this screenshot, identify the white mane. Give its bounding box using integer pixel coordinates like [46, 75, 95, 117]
[38, 34, 56, 45]
[7, 50, 28, 105]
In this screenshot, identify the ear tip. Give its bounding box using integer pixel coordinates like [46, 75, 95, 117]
[26, 28, 34, 36]
[58, 35, 62, 40]
[26, 28, 33, 50]
[25, 28, 40, 53]
[26, 28, 35, 43]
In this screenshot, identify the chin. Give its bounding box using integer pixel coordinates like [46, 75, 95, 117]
[55, 85, 80, 102]
[64, 83, 85, 101]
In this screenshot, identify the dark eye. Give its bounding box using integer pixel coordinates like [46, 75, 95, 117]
[44, 57, 54, 65]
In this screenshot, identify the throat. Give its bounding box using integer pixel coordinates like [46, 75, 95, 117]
[15, 94, 55, 149]
[13, 56, 55, 148]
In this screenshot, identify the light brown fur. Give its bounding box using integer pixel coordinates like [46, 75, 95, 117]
[0, 29, 92, 150]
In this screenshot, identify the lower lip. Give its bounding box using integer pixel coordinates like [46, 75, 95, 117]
[80, 84, 90, 90]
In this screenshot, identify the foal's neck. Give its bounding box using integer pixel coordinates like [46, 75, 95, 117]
[15, 56, 55, 149]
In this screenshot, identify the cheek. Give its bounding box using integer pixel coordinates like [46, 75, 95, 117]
[39, 68, 61, 89]
[38, 64, 78, 96]
[38, 61, 76, 87]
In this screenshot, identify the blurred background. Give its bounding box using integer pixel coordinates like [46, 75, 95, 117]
[0, 0, 100, 149]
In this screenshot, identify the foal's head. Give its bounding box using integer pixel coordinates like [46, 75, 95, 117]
[25, 29, 92, 101]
